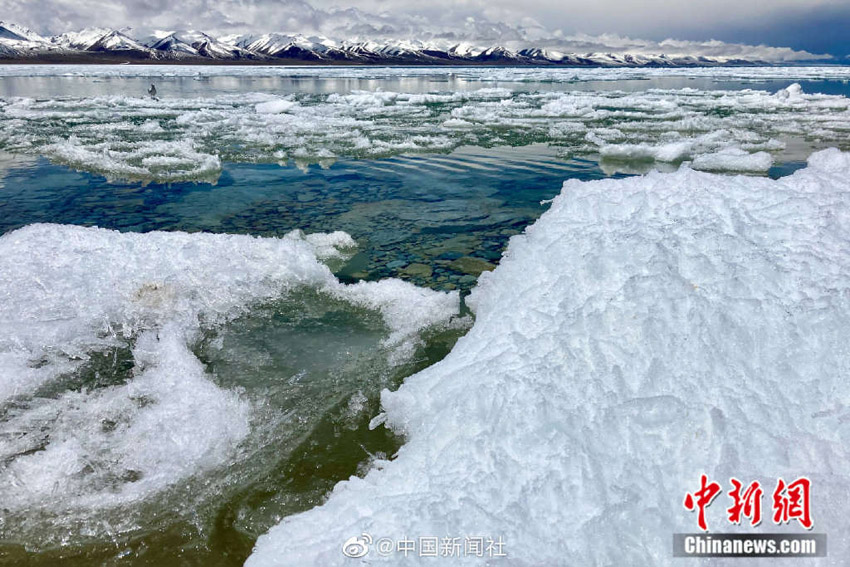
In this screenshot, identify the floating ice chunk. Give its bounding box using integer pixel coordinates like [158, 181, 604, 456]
[540, 97, 596, 117]
[138, 119, 164, 133]
[806, 146, 850, 173]
[248, 149, 850, 566]
[470, 87, 513, 99]
[599, 140, 692, 163]
[255, 98, 297, 114]
[775, 82, 804, 100]
[44, 136, 222, 182]
[690, 147, 774, 172]
[0, 225, 333, 512]
[654, 142, 695, 162]
[292, 147, 336, 159]
[441, 118, 474, 128]
[327, 90, 399, 107]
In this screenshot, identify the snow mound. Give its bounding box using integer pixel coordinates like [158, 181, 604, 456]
[0, 224, 459, 512]
[248, 149, 850, 566]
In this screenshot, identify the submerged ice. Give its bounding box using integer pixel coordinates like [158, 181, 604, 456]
[2, 73, 850, 181]
[0, 225, 459, 531]
[248, 149, 850, 566]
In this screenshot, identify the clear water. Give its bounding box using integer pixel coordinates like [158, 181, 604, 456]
[0, 146, 622, 293]
[1, 69, 848, 566]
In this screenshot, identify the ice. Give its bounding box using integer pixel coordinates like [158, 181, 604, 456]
[690, 147, 774, 173]
[806, 146, 850, 172]
[0, 224, 459, 516]
[3, 74, 850, 181]
[44, 135, 223, 182]
[2, 324, 251, 510]
[329, 278, 467, 364]
[0, 224, 336, 403]
[255, 98, 298, 114]
[598, 140, 693, 163]
[248, 149, 850, 566]
[284, 229, 357, 260]
[774, 82, 804, 101]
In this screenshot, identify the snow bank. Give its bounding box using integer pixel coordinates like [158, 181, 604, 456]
[0, 224, 459, 511]
[248, 149, 850, 566]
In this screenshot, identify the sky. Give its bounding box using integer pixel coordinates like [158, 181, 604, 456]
[2, 0, 848, 59]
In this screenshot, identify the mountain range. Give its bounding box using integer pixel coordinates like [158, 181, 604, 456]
[0, 21, 807, 66]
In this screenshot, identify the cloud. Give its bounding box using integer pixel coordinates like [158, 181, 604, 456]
[531, 34, 826, 63]
[1, 0, 834, 61]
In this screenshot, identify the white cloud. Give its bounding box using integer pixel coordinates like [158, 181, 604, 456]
[0, 0, 833, 61]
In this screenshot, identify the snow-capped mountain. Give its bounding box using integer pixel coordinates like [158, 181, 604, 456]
[174, 31, 256, 59]
[55, 28, 153, 57]
[0, 21, 46, 43]
[229, 33, 351, 60]
[144, 32, 201, 58]
[0, 20, 789, 66]
[0, 21, 64, 57]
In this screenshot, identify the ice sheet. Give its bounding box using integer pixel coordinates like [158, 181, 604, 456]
[248, 149, 850, 566]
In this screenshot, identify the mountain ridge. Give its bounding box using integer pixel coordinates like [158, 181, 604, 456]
[0, 21, 827, 66]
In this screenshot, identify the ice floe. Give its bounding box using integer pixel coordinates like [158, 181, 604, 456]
[690, 147, 774, 173]
[3, 76, 850, 181]
[248, 149, 850, 565]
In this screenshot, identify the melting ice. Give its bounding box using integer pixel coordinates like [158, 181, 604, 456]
[0, 224, 460, 540]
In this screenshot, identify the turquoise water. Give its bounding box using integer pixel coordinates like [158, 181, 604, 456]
[0, 146, 627, 292]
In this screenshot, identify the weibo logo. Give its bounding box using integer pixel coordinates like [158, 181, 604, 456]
[342, 533, 372, 558]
